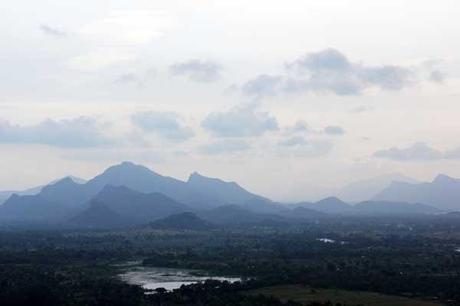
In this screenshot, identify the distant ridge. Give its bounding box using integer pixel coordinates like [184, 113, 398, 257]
[292, 196, 440, 216]
[68, 201, 130, 229]
[187, 171, 269, 205]
[0, 162, 450, 228]
[70, 185, 190, 227]
[0, 161, 271, 223]
[373, 174, 460, 211]
[295, 197, 352, 214]
[353, 200, 441, 215]
[334, 173, 418, 203]
[0, 194, 67, 222]
[0, 176, 86, 205]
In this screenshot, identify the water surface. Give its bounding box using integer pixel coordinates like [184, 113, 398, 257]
[119, 266, 240, 292]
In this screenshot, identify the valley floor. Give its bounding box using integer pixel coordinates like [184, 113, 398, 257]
[246, 285, 444, 306]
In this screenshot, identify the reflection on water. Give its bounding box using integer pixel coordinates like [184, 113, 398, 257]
[119, 266, 240, 292]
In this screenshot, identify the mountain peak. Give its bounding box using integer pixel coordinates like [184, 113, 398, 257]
[317, 196, 347, 205]
[55, 176, 76, 185]
[188, 171, 205, 180]
[100, 161, 160, 178]
[115, 161, 145, 170]
[188, 171, 239, 187]
[119, 161, 136, 167]
[433, 174, 456, 184]
[42, 176, 80, 191]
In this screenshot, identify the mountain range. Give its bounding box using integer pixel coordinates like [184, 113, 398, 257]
[333, 173, 419, 203]
[0, 162, 457, 229]
[0, 176, 86, 205]
[373, 174, 460, 211]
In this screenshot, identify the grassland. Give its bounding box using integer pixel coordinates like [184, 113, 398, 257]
[247, 285, 443, 306]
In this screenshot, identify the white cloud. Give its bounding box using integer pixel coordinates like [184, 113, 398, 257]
[78, 9, 173, 46]
[0, 117, 112, 148]
[201, 105, 279, 137]
[131, 111, 193, 142]
[70, 9, 174, 70]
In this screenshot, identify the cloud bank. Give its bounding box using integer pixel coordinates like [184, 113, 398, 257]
[0, 117, 111, 148]
[201, 105, 279, 137]
[374, 142, 460, 161]
[170, 59, 222, 82]
[242, 48, 441, 97]
[131, 112, 193, 142]
[39, 24, 67, 38]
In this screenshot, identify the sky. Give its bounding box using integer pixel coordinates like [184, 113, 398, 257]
[1, 0, 460, 201]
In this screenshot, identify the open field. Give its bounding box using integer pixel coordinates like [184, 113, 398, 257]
[247, 285, 443, 306]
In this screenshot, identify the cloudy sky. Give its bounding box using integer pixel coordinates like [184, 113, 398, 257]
[1, 0, 460, 201]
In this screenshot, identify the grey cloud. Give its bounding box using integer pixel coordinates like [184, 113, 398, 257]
[286, 121, 345, 136]
[170, 59, 222, 82]
[131, 112, 193, 142]
[360, 65, 412, 90]
[324, 126, 345, 136]
[198, 139, 250, 155]
[201, 105, 278, 137]
[374, 142, 447, 161]
[288, 48, 351, 72]
[429, 70, 445, 83]
[242, 48, 426, 97]
[286, 48, 413, 95]
[39, 24, 67, 38]
[241, 74, 282, 97]
[289, 120, 311, 133]
[0, 117, 111, 148]
[114, 69, 157, 86]
[278, 136, 308, 147]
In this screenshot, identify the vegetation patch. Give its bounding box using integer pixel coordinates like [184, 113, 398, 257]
[247, 285, 443, 306]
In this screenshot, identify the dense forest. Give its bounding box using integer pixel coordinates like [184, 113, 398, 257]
[1, 214, 460, 305]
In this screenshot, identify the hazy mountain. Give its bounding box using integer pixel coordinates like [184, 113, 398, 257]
[0, 161, 269, 222]
[373, 174, 460, 211]
[198, 204, 285, 224]
[353, 201, 441, 215]
[334, 173, 419, 203]
[39, 177, 92, 207]
[83, 162, 197, 204]
[295, 197, 352, 214]
[187, 172, 268, 205]
[292, 196, 440, 216]
[0, 194, 67, 222]
[150, 212, 213, 230]
[0, 176, 86, 205]
[83, 162, 265, 209]
[242, 198, 289, 214]
[86, 185, 190, 224]
[68, 201, 131, 229]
